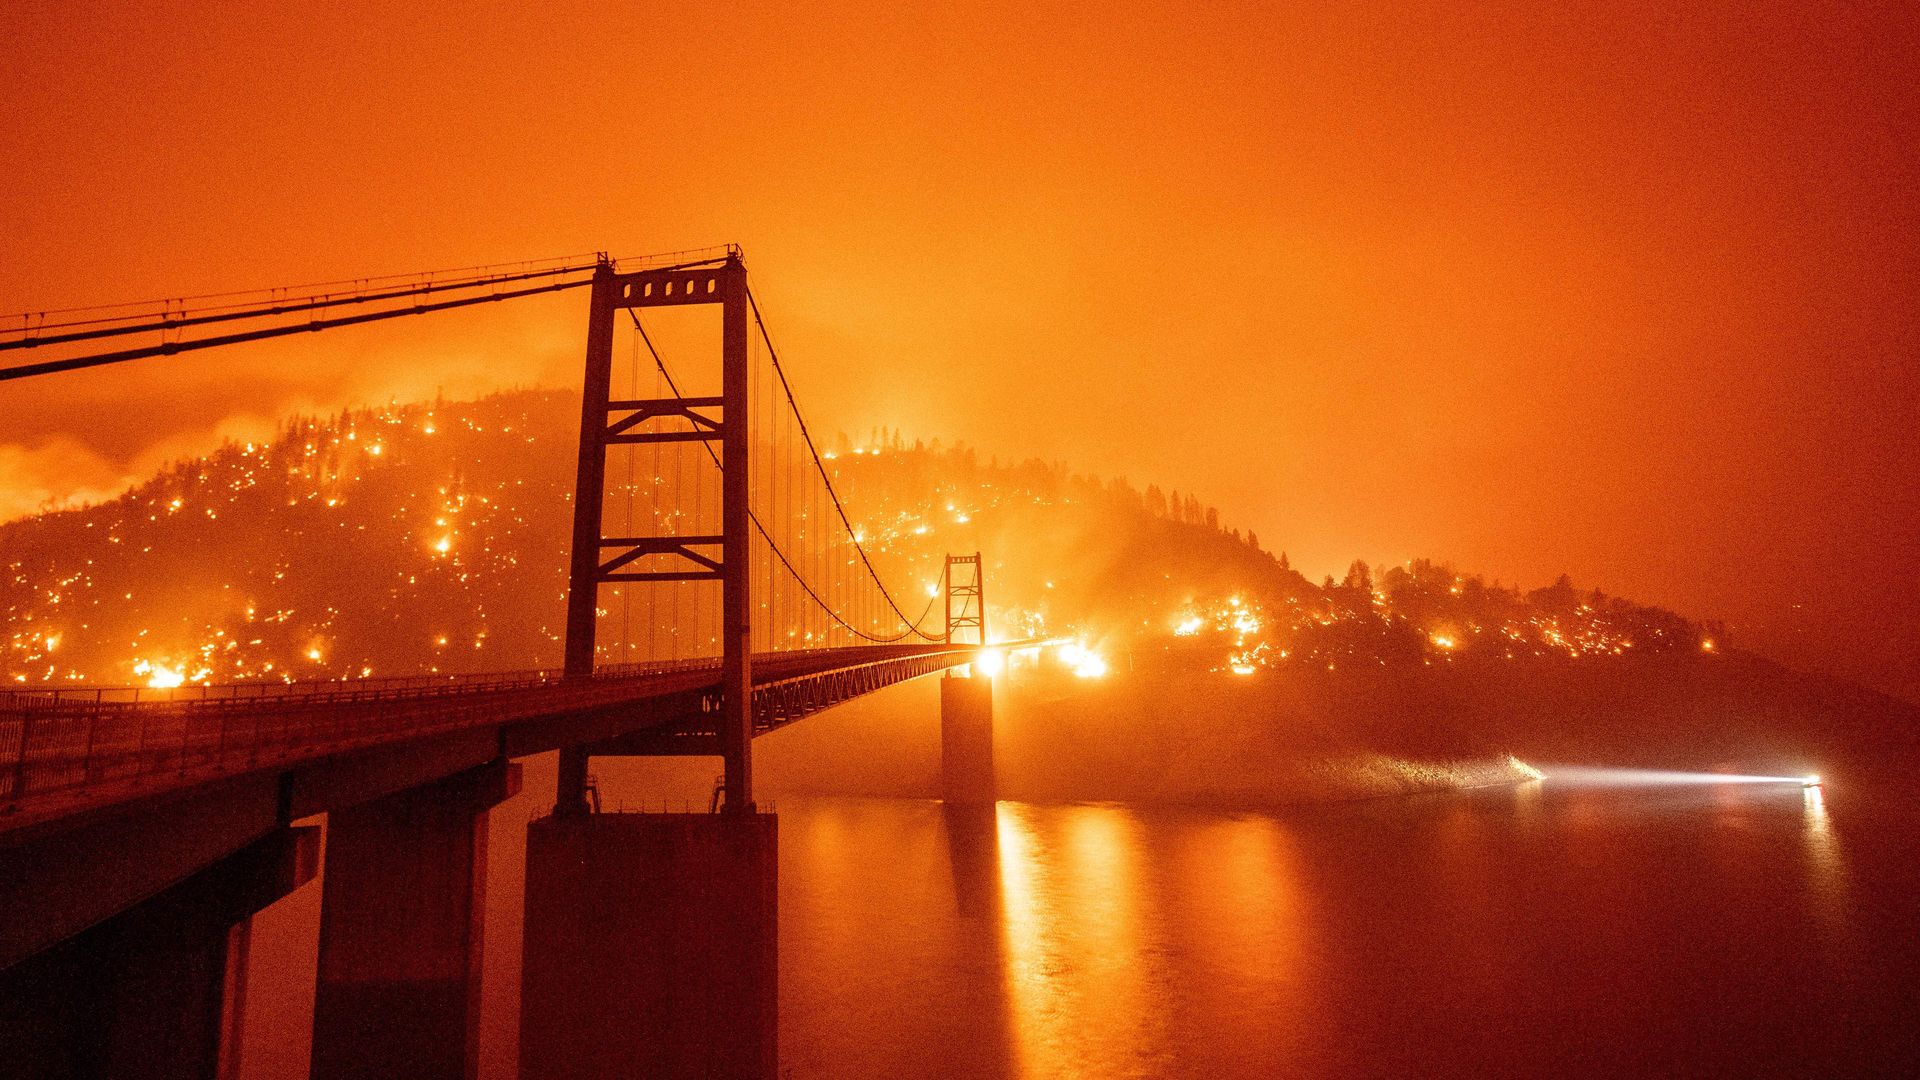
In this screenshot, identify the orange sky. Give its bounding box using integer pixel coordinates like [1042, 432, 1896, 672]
[3, 0, 1916, 698]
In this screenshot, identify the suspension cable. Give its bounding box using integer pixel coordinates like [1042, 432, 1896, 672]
[0, 275, 593, 382]
[2, 250, 731, 335]
[0, 252, 736, 382]
[626, 309, 940, 642]
[744, 283, 944, 637]
[0, 263, 599, 351]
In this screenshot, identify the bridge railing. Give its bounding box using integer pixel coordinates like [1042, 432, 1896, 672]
[0, 657, 694, 708]
[0, 646, 903, 710]
[0, 645, 973, 816]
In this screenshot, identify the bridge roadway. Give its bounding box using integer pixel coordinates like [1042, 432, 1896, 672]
[0, 641, 983, 970]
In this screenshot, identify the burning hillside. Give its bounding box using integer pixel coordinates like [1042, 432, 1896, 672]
[1, 390, 1712, 688]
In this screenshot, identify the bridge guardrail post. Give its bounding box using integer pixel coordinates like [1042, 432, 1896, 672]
[81, 703, 99, 785]
[9, 709, 31, 804]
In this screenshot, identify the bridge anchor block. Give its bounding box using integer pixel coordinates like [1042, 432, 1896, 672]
[519, 809, 777, 1080]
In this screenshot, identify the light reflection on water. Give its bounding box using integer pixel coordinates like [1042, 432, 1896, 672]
[235, 776, 1918, 1079]
[778, 783, 1914, 1078]
[996, 804, 1170, 1078]
[1799, 784, 1853, 946]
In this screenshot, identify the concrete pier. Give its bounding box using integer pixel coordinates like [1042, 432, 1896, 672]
[309, 759, 519, 1080]
[941, 673, 996, 805]
[0, 826, 318, 1080]
[941, 801, 1002, 919]
[519, 810, 778, 1080]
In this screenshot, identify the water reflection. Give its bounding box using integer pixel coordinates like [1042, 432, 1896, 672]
[1059, 807, 1169, 1076]
[941, 803, 1000, 919]
[1174, 814, 1320, 1073]
[996, 803, 1149, 1077]
[1800, 784, 1852, 943]
[1510, 775, 1545, 821]
[994, 803, 1327, 1078]
[227, 782, 1916, 1079]
[782, 800, 1017, 1079]
[992, 803, 1049, 1078]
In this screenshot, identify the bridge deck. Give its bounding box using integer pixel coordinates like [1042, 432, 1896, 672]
[0, 643, 979, 834]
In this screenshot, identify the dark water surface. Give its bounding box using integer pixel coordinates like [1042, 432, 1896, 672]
[236, 775, 1920, 1078]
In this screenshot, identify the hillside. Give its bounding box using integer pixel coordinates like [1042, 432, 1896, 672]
[4, 389, 1716, 689]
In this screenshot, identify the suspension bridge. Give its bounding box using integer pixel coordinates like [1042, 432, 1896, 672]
[0, 249, 1011, 1080]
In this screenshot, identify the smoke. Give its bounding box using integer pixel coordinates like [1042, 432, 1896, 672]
[1, 411, 297, 524]
[0, 437, 134, 522]
[0, 294, 584, 524]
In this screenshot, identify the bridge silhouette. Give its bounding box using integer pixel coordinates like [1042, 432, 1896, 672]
[0, 249, 1011, 1079]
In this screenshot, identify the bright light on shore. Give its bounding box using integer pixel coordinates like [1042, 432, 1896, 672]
[975, 648, 1005, 677]
[1535, 766, 1823, 787]
[1057, 641, 1108, 678]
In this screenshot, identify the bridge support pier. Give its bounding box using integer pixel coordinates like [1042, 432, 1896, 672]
[519, 810, 778, 1080]
[309, 759, 519, 1080]
[941, 673, 996, 805]
[554, 746, 591, 817]
[0, 826, 318, 1080]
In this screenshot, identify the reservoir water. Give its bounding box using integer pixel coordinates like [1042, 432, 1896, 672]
[234, 771, 1919, 1078]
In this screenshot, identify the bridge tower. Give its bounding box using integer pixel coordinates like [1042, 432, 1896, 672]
[940, 553, 995, 804]
[557, 251, 754, 816]
[525, 251, 778, 1080]
[944, 552, 986, 645]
